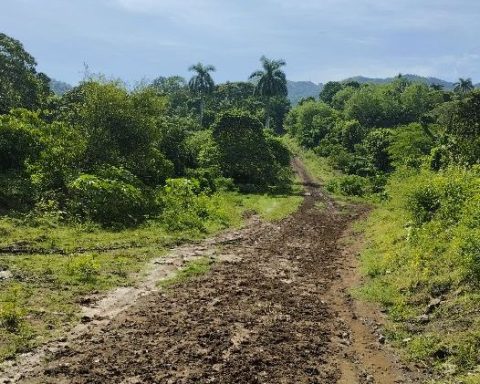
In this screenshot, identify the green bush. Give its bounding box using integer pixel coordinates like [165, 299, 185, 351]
[68, 255, 100, 283]
[338, 175, 369, 196]
[68, 170, 151, 227]
[0, 302, 24, 333]
[407, 183, 441, 225]
[157, 178, 210, 231]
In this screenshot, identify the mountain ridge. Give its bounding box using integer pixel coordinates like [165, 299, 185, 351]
[287, 74, 479, 104]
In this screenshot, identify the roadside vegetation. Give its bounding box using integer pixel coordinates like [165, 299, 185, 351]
[287, 77, 480, 381]
[0, 33, 302, 361]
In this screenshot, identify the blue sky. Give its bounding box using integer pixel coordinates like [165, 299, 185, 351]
[2, 0, 479, 85]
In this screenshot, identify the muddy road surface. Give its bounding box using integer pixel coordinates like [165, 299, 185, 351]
[6, 159, 422, 383]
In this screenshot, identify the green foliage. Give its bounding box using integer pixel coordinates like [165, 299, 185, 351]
[388, 123, 435, 168]
[329, 175, 369, 196]
[360, 129, 393, 173]
[68, 254, 100, 283]
[285, 100, 337, 148]
[0, 110, 43, 171]
[0, 33, 51, 114]
[0, 302, 24, 333]
[157, 178, 211, 231]
[359, 167, 480, 378]
[212, 110, 291, 191]
[319, 81, 343, 105]
[68, 170, 151, 227]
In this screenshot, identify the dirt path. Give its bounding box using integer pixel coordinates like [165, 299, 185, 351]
[4, 158, 423, 383]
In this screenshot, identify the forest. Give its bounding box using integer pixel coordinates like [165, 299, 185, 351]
[1, 30, 480, 383]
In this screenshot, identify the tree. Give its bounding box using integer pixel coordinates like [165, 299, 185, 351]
[249, 56, 288, 129]
[212, 110, 290, 190]
[0, 33, 51, 114]
[188, 63, 215, 125]
[453, 78, 474, 96]
[319, 81, 343, 105]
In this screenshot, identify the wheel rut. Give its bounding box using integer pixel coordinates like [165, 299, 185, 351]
[5, 158, 422, 383]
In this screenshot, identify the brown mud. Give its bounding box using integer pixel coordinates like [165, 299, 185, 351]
[2, 158, 425, 383]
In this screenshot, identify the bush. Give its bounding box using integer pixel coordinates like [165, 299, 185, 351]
[157, 178, 210, 231]
[406, 170, 476, 226]
[68, 255, 100, 283]
[407, 183, 441, 225]
[0, 302, 24, 333]
[338, 175, 369, 196]
[68, 170, 151, 227]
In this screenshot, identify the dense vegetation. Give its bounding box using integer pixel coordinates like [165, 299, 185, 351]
[0, 34, 293, 227]
[287, 77, 480, 381]
[0, 34, 300, 360]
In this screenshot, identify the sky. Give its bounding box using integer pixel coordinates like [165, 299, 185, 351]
[1, 0, 480, 85]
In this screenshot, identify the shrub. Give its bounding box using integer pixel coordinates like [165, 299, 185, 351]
[157, 178, 210, 231]
[68, 255, 100, 283]
[338, 175, 369, 196]
[68, 171, 151, 227]
[407, 183, 441, 225]
[0, 302, 24, 333]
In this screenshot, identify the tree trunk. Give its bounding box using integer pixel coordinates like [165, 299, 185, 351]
[265, 115, 271, 130]
[200, 98, 205, 126]
[264, 97, 271, 129]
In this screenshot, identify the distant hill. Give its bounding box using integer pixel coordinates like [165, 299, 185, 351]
[50, 79, 73, 95]
[287, 81, 323, 105]
[343, 74, 456, 90]
[286, 75, 478, 104]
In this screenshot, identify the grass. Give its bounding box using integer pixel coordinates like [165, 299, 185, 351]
[282, 136, 339, 188]
[356, 168, 480, 381]
[235, 191, 303, 221]
[158, 257, 213, 288]
[0, 186, 303, 362]
[288, 135, 480, 382]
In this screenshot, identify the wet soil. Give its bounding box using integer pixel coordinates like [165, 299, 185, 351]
[4, 158, 424, 384]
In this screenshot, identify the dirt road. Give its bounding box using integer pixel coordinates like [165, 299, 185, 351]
[6, 159, 423, 383]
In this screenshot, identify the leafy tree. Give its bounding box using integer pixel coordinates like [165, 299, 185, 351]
[286, 100, 337, 148]
[188, 63, 216, 125]
[0, 33, 51, 114]
[344, 86, 386, 127]
[453, 78, 474, 96]
[0, 109, 43, 171]
[319, 81, 343, 105]
[444, 90, 480, 164]
[151, 76, 190, 115]
[249, 56, 288, 129]
[360, 129, 393, 172]
[388, 123, 435, 168]
[212, 110, 290, 190]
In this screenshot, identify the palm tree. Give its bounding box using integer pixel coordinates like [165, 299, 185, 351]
[453, 78, 474, 96]
[430, 83, 444, 91]
[249, 56, 288, 129]
[188, 63, 215, 124]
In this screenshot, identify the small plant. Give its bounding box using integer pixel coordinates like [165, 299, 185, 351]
[0, 302, 24, 333]
[68, 255, 100, 283]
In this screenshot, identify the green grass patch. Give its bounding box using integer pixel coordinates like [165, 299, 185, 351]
[357, 167, 480, 380]
[158, 257, 213, 288]
[235, 192, 303, 221]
